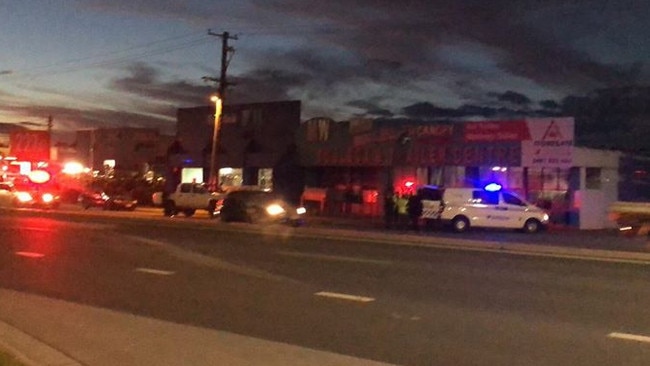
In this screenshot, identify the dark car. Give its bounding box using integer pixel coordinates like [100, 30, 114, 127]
[79, 191, 137, 211]
[219, 190, 306, 225]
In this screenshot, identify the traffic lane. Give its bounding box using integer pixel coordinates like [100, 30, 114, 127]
[4, 209, 650, 335]
[14, 209, 650, 338]
[16, 204, 646, 253]
[3, 215, 650, 365]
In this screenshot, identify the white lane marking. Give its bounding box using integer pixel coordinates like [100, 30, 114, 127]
[135, 267, 175, 276]
[608, 332, 650, 343]
[277, 251, 392, 266]
[15, 251, 45, 258]
[315, 291, 375, 303]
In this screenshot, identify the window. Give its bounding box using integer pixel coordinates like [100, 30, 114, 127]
[502, 192, 525, 206]
[419, 187, 442, 201]
[180, 183, 191, 193]
[473, 190, 499, 205]
[193, 184, 208, 194]
[586, 167, 601, 189]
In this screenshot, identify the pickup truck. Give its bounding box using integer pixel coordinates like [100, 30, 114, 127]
[152, 182, 224, 217]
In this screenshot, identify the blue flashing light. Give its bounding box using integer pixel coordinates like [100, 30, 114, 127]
[484, 182, 502, 192]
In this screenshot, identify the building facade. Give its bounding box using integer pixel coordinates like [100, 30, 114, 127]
[74, 128, 173, 176]
[296, 117, 629, 229]
[175, 100, 302, 202]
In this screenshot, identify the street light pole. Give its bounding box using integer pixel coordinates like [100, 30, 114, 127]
[208, 95, 223, 190]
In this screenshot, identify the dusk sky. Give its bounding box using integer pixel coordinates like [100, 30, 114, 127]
[1, 0, 649, 141]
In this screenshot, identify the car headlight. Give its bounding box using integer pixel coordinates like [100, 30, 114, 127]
[266, 204, 286, 216]
[296, 207, 307, 215]
[16, 192, 33, 203]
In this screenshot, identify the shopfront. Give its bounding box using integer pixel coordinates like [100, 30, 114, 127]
[297, 117, 621, 229]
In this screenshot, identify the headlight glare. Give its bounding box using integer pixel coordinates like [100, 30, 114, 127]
[266, 204, 285, 216]
[42, 193, 54, 203]
[16, 192, 33, 203]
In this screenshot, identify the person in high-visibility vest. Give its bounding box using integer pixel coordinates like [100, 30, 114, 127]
[395, 193, 409, 229]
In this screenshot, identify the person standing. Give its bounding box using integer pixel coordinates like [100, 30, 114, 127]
[383, 189, 397, 229]
[407, 192, 424, 231]
[395, 193, 409, 230]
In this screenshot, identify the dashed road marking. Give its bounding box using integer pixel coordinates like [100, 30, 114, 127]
[135, 267, 175, 276]
[608, 332, 650, 344]
[315, 291, 375, 303]
[15, 251, 45, 258]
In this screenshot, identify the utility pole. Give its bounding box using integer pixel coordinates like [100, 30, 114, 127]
[205, 30, 237, 189]
[46, 115, 53, 160]
[205, 30, 237, 99]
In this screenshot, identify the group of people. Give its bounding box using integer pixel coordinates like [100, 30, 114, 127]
[383, 189, 423, 231]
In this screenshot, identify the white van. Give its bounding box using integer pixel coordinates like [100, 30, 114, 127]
[418, 184, 549, 233]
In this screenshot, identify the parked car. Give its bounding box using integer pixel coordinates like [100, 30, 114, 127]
[418, 183, 549, 233]
[152, 182, 223, 217]
[79, 190, 137, 211]
[220, 189, 306, 226]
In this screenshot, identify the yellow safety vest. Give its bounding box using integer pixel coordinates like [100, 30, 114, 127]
[395, 197, 408, 215]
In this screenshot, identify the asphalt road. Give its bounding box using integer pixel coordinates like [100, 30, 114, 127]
[2, 207, 650, 365]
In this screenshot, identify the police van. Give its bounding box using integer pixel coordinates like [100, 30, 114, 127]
[418, 183, 549, 233]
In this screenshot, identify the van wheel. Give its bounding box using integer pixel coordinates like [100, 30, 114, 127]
[164, 200, 177, 216]
[452, 216, 469, 233]
[183, 209, 196, 217]
[523, 219, 541, 233]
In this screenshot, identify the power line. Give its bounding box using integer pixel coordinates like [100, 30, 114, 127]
[9, 31, 211, 79]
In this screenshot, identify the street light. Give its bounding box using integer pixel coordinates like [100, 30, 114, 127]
[208, 95, 223, 190]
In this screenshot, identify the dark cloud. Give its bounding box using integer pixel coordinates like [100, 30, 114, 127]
[254, 0, 649, 99]
[346, 100, 393, 117]
[495, 91, 532, 106]
[110, 62, 213, 106]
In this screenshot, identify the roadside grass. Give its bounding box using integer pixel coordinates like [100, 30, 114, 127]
[0, 349, 26, 366]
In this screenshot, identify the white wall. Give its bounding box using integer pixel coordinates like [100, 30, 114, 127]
[573, 147, 621, 229]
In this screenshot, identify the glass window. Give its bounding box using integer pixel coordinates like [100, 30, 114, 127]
[502, 192, 525, 206]
[419, 187, 442, 201]
[473, 190, 499, 205]
[180, 183, 191, 193]
[586, 167, 602, 189]
[193, 184, 208, 194]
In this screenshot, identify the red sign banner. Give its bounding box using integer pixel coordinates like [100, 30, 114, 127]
[10, 131, 51, 161]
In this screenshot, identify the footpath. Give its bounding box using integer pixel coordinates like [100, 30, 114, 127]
[2, 212, 650, 366]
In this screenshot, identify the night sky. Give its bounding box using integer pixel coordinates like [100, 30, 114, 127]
[1, 0, 649, 143]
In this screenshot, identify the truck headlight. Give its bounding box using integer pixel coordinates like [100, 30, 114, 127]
[16, 192, 33, 203]
[42, 193, 55, 203]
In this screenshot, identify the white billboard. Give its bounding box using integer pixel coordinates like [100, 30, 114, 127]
[521, 117, 574, 168]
